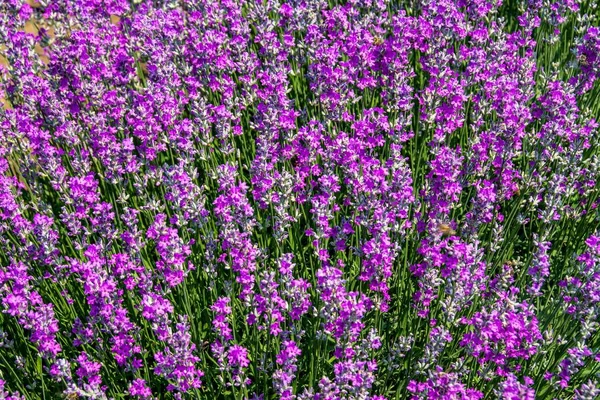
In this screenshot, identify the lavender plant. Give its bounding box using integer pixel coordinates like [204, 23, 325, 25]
[0, 0, 599, 399]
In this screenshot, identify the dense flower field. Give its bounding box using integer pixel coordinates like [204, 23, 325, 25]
[1, 0, 600, 398]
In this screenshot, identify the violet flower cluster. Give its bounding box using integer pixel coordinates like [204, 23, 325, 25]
[0, 0, 599, 399]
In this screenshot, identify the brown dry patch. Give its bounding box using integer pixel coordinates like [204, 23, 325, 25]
[0, 49, 9, 110]
[0, 52, 8, 67]
[0, 97, 12, 111]
[25, 0, 43, 8]
[24, 19, 38, 35]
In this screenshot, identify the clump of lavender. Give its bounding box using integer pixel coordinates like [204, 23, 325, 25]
[561, 234, 600, 339]
[0, 0, 599, 399]
[460, 288, 542, 376]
